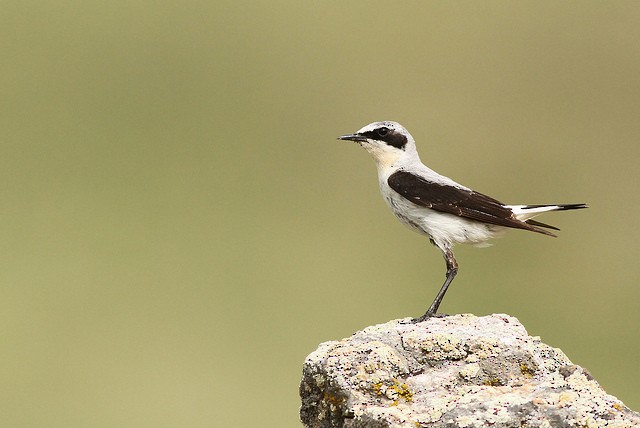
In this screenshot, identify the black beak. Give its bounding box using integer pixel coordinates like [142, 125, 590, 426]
[337, 133, 367, 142]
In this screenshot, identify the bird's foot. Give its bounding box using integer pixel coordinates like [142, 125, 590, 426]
[410, 312, 449, 323]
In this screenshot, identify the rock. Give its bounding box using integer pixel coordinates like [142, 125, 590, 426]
[299, 314, 640, 428]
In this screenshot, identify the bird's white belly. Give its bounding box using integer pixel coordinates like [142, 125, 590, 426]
[383, 192, 504, 248]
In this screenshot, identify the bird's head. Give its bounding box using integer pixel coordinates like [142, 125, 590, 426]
[337, 121, 418, 171]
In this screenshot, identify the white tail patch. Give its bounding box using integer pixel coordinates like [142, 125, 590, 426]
[507, 204, 587, 221]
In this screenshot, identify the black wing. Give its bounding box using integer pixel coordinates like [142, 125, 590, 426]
[387, 170, 554, 235]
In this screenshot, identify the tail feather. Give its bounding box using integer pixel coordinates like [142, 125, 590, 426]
[508, 203, 587, 236]
[519, 203, 588, 212]
[508, 203, 587, 219]
[525, 218, 560, 231]
[557, 203, 589, 211]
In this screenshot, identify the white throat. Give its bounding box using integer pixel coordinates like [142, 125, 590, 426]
[364, 145, 402, 174]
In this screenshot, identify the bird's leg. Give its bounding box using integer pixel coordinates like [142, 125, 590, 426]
[413, 248, 458, 322]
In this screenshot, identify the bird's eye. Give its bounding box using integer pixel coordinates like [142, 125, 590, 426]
[377, 127, 389, 137]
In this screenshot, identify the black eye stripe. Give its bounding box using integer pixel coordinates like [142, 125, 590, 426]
[360, 128, 408, 150]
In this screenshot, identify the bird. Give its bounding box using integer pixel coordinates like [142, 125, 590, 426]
[337, 121, 587, 322]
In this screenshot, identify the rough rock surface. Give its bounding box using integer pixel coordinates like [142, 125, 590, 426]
[300, 314, 640, 428]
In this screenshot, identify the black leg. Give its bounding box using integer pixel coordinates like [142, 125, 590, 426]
[413, 248, 458, 322]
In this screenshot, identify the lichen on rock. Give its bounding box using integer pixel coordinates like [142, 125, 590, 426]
[299, 314, 640, 428]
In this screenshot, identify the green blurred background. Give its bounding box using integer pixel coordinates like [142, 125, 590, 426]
[2, 1, 639, 426]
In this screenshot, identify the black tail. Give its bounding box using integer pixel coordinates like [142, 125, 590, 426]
[520, 203, 587, 236]
[554, 203, 589, 211]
